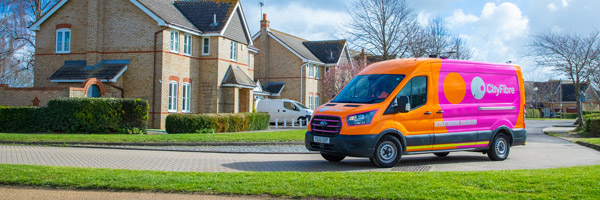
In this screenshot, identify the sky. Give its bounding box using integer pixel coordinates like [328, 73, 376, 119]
[239, 0, 600, 80]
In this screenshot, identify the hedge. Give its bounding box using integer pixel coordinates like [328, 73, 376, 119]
[583, 114, 600, 137]
[0, 98, 148, 134]
[525, 109, 541, 118]
[165, 112, 270, 134]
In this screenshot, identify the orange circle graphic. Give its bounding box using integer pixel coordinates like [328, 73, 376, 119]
[443, 72, 466, 104]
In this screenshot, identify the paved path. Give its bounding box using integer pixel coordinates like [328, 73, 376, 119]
[1, 120, 599, 172]
[0, 187, 280, 200]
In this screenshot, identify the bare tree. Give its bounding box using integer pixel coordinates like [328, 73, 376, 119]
[450, 36, 473, 60]
[424, 16, 451, 57]
[405, 20, 428, 58]
[345, 0, 415, 60]
[528, 30, 600, 126]
[0, 0, 58, 86]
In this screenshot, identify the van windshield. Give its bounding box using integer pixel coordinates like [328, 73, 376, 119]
[293, 101, 308, 109]
[331, 74, 404, 104]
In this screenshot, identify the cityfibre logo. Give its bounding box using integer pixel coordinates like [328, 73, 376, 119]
[471, 76, 516, 100]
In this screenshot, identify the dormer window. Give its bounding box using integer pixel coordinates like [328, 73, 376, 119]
[56, 28, 71, 53]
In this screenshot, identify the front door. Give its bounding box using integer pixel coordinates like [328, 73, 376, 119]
[392, 75, 434, 152]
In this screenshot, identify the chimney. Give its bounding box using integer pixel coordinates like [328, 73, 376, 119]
[360, 48, 367, 67]
[260, 13, 269, 30]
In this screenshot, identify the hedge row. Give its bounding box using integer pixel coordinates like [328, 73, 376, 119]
[525, 109, 541, 118]
[0, 98, 148, 134]
[583, 114, 600, 137]
[165, 112, 270, 134]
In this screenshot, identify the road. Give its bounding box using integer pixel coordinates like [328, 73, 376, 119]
[1, 120, 599, 172]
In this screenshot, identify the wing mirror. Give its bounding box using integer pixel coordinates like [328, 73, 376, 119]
[396, 96, 410, 113]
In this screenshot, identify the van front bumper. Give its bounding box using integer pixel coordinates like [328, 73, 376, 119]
[305, 131, 378, 157]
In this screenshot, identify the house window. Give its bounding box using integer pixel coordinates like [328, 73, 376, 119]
[182, 83, 191, 112]
[308, 64, 314, 78]
[168, 81, 178, 112]
[315, 65, 320, 79]
[309, 95, 313, 109]
[230, 41, 237, 61]
[315, 96, 319, 107]
[170, 30, 179, 53]
[56, 28, 71, 53]
[183, 34, 192, 56]
[202, 37, 210, 55]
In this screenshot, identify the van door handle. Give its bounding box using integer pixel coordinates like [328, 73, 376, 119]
[282, 110, 286, 112]
[436, 110, 444, 114]
[424, 111, 432, 115]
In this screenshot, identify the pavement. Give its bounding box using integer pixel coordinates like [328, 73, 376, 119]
[1, 120, 599, 172]
[0, 187, 282, 200]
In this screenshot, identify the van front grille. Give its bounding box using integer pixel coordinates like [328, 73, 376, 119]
[310, 115, 342, 136]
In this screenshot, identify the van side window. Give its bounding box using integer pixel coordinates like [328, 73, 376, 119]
[411, 76, 427, 109]
[386, 76, 427, 113]
[284, 102, 296, 111]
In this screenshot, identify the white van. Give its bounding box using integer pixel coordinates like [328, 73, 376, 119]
[255, 99, 313, 124]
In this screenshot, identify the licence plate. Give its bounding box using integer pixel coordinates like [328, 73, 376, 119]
[313, 136, 330, 144]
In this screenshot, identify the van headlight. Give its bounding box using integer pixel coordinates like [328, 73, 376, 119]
[346, 110, 376, 126]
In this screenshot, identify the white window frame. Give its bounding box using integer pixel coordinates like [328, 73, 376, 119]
[315, 65, 320, 79]
[183, 34, 192, 56]
[202, 37, 210, 55]
[315, 96, 319, 107]
[182, 83, 191, 112]
[308, 64, 314, 78]
[168, 81, 178, 112]
[230, 41, 237, 61]
[309, 95, 313, 109]
[56, 28, 71, 54]
[170, 30, 179, 53]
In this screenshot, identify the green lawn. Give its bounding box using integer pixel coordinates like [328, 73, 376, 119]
[0, 130, 306, 144]
[579, 138, 600, 146]
[0, 164, 599, 199]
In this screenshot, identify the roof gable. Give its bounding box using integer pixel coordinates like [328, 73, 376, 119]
[303, 40, 346, 64]
[222, 8, 250, 44]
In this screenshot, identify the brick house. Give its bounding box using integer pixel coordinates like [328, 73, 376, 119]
[252, 14, 352, 110]
[525, 80, 599, 116]
[21, 0, 257, 129]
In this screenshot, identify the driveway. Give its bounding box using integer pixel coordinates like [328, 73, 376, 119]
[1, 120, 599, 172]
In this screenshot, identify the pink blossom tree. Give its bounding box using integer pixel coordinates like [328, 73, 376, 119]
[321, 59, 368, 102]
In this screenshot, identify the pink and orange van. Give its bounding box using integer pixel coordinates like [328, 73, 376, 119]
[305, 58, 526, 167]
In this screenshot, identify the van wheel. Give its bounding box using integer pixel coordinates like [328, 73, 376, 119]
[370, 135, 402, 168]
[434, 152, 449, 157]
[298, 117, 307, 126]
[488, 133, 510, 161]
[320, 153, 345, 162]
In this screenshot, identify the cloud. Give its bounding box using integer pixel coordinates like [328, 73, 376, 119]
[446, 10, 479, 27]
[548, 3, 557, 11]
[243, 1, 348, 40]
[562, 0, 569, 7]
[417, 11, 432, 26]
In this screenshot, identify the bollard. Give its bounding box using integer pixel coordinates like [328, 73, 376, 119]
[292, 118, 295, 128]
[300, 119, 303, 127]
[284, 118, 287, 127]
[275, 118, 278, 129]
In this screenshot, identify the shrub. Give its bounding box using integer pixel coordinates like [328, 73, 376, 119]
[525, 109, 541, 118]
[0, 107, 48, 132]
[0, 98, 148, 134]
[583, 114, 600, 137]
[561, 113, 578, 119]
[166, 112, 270, 134]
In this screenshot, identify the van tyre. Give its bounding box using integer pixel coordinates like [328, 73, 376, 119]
[321, 153, 345, 162]
[488, 133, 510, 161]
[434, 152, 449, 157]
[371, 135, 402, 168]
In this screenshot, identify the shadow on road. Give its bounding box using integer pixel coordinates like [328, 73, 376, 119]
[222, 154, 492, 172]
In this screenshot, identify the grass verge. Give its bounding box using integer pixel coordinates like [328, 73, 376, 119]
[579, 138, 600, 146]
[1, 164, 599, 199]
[0, 130, 305, 144]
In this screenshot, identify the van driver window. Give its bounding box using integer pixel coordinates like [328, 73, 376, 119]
[284, 102, 296, 110]
[395, 76, 427, 110]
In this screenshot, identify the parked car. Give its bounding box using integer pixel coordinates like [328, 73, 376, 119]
[306, 58, 527, 167]
[255, 99, 313, 125]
